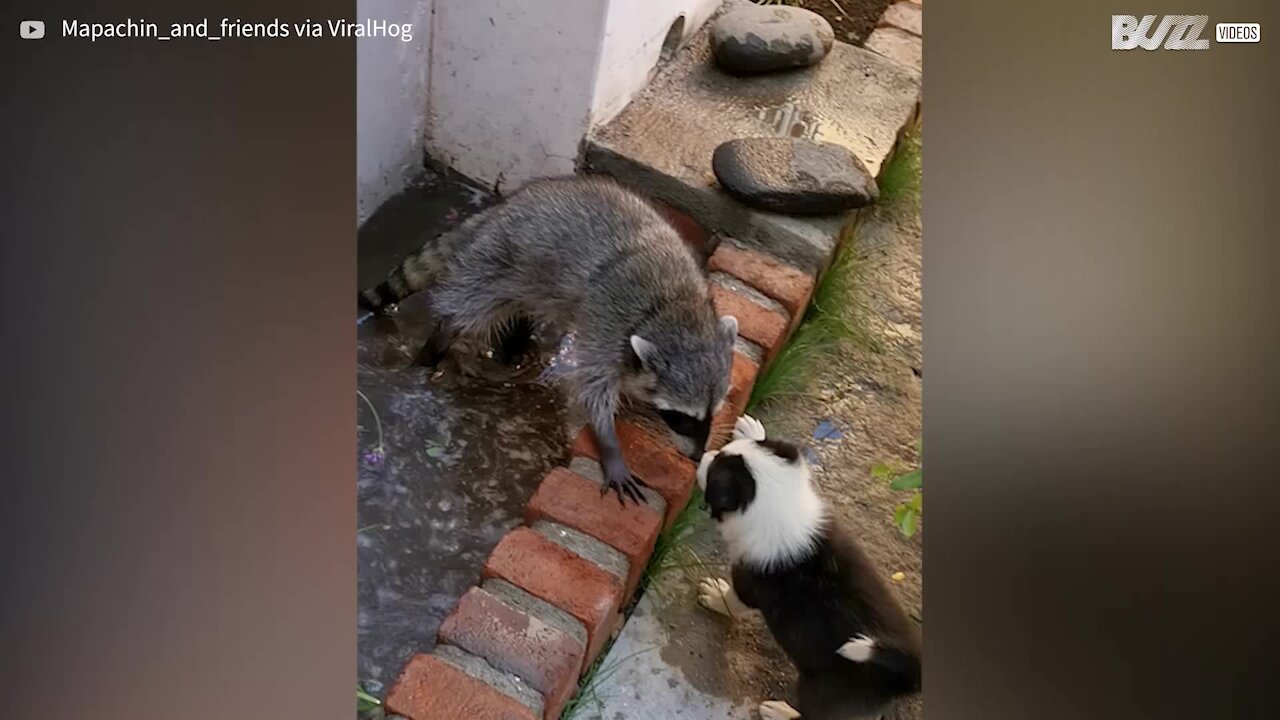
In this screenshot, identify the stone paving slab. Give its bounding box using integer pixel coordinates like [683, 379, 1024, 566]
[865, 26, 922, 72]
[576, 592, 758, 720]
[585, 0, 921, 274]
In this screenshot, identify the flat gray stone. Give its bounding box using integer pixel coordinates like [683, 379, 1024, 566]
[881, 2, 923, 38]
[585, 0, 921, 274]
[711, 5, 834, 74]
[864, 26, 922, 72]
[713, 137, 878, 214]
[531, 520, 630, 584]
[432, 643, 545, 717]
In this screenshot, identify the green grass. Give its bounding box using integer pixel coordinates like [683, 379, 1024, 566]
[875, 122, 922, 208]
[356, 685, 381, 713]
[747, 224, 877, 412]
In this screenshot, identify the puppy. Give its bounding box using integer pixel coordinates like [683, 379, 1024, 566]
[696, 415, 921, 720]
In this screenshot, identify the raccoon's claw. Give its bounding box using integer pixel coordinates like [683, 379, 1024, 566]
[601, 472, 649, 507]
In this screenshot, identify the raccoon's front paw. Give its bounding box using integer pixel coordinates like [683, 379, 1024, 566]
[733, 414, 767, 442]
[601, 460, 651, 507]
[758, 700, 801, 720]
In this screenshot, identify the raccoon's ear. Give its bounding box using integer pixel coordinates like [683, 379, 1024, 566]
[629, 335, 659, 367]
[718, 316, 739, 343]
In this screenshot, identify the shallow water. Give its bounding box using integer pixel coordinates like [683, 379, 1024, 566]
[355, 172, 571, 694]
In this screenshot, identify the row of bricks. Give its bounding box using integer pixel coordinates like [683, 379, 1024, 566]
[385, 239, 815, 720]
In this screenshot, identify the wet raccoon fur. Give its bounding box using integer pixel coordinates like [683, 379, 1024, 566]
[359, 175, 738, 504]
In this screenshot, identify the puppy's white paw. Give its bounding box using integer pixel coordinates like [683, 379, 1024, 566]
[836, 634, 877, 662]
[697, 577, 737, 618]
[734, 414, 767, 442]
[758, 700, 801, 720]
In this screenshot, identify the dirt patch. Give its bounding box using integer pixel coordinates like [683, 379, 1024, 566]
[758, 193, 923, 718]
[800, 0, 892, 45]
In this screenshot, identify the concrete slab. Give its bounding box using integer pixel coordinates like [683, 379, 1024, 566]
[865, 27, 922, 73]
[585, 0, 920, 274]
[577, 531, 797, 720]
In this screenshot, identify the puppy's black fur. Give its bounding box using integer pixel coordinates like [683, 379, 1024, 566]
[705, 435, 921, 720]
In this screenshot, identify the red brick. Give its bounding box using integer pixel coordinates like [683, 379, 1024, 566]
[707, 351, 762, 450]
[710, 284, 788, 356]
[526, 467, 662, 599]
[570, 423, 697, 529]
[483, 526, 623, 666]
[654, 201, 710, 261]
[438, 587, 584, 720]
[727, 351, 760, 417]
[706, 243, 815, 319]
[385, 653, 538, 720]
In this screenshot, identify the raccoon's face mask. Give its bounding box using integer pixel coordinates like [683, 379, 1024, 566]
[629, 315, 738, 460]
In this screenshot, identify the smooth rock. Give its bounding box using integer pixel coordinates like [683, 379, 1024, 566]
[712, 138, 878, 215]
[711, 5, 834, 74]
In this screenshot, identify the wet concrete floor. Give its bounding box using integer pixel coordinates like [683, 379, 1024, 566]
[356, 168, 572, 695]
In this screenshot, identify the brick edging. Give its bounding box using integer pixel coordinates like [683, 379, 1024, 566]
[384, 232, 819, 719]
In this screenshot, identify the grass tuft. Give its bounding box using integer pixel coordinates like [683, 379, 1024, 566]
[356, 685, 381, 713]
[748, 225, 877, 412]
[875, 122, 922, 208]
[559, 644, 658, 720]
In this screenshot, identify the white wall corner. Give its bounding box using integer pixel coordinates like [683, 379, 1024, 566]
[589, 0, 722, 129]
[356, 0, 435, 226]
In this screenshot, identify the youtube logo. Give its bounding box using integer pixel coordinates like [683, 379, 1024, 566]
[20, 20, 45, 39]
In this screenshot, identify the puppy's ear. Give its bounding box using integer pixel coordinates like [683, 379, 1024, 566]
[703, 454, 756, 521]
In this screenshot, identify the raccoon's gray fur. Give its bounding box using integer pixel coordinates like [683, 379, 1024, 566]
[359, 176, 738, 504]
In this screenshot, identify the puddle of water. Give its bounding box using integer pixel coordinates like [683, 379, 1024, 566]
[755, 100, 865, 151]
[757, 101, 820, 140]
[356, 176, 572, 694]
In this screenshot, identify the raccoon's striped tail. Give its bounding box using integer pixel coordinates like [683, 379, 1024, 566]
[358, 249, 435, 313]
[358, 221, 477, 313]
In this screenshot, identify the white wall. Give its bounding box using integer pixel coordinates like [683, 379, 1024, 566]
[425, 0, 610, 193]
[357, 0, 720, 218]
[591, 0, 720, 126]
[356, 0, 434, 226]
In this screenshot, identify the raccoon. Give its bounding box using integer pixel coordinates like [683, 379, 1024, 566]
[359, 176, 738, 505]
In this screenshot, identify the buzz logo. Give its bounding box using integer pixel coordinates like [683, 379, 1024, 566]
[1111, 15, 1210, 50]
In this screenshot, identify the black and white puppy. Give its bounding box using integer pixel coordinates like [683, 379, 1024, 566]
[696, 415, 921, 720]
